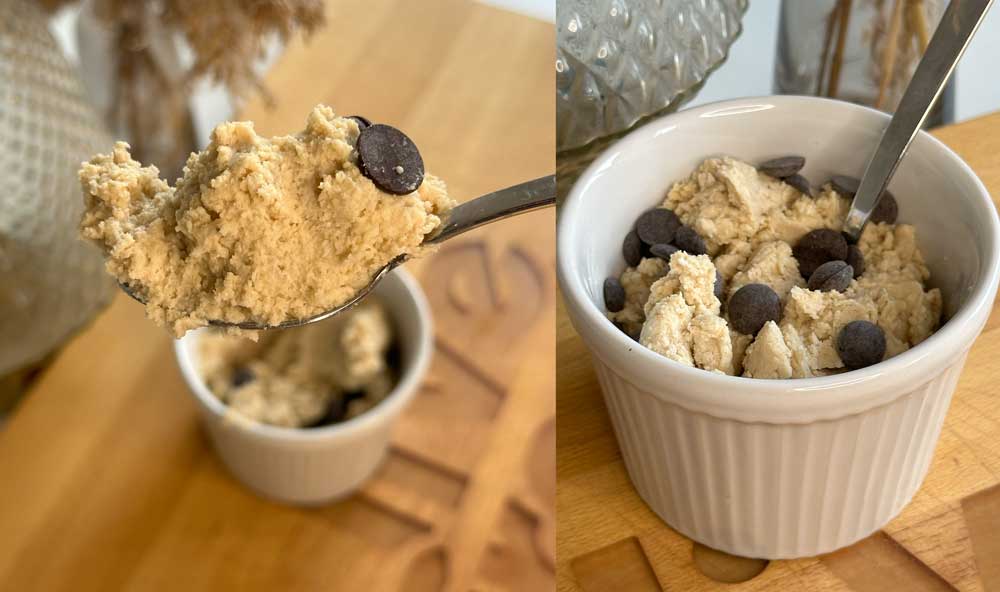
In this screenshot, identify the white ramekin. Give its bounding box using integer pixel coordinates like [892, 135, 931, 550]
[174, 268, 432, 505]
[558, 96, 1000, 559]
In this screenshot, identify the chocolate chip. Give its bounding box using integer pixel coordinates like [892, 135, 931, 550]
[830, 175, 900, 223]
[613, 321, 640, 342]
[231, 367, 254, 387]
[650, 243, 679, 263]
[870, 191, 898, 224]
[714, 270, 724, 302]
[674, 225, 707, 255]
[793, 229, 848, 278]
[343, 389, 366, 403]
[758, 155, 805, 178]
[807, 260, 853, 292]
[846, 245, 865, 278]
[837, 320, 886, 370]
[635, 208, 680, 246]
[357, 123, 425, 195]
[728, 283, 782, 335]
[604, 277, 626, 312]
[623, 230, 643, 266]
[784, 173, 812, 197]
[385, 343, 402, 372]
[348, 115, 372, 129]
[830, 175, 860, 197]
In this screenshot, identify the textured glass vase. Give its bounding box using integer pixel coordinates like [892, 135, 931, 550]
[557, 0, 747, 199]
[0, 0, 115, 389]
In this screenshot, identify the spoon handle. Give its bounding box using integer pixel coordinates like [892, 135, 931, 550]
[426, 175, 556, 244]
[843, 0, 993, 241]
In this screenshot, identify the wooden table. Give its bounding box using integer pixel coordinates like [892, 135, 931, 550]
[0, 2, 554, 591]
[557, 112, 1000, 592]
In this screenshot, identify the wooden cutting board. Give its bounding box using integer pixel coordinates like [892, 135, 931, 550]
[0, 1, 554, 591]
[557, 111, 1000, 592]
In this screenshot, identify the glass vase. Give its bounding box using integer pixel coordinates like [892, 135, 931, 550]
[774, 0, 951, 126]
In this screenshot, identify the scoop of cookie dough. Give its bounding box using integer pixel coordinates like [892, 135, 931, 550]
[611, 156, 943, 378]
[198, 299, 396, 428]
[79, 105, 455, 336]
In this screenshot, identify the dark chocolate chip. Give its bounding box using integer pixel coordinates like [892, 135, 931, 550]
[623, 230, 643, 266]
[714, 270, 724, 302]
[231, 367, 254, 387]
[357, 123, 425, 195]
[385, 342, 402, 372]
[758, 155, 805, 178]
[830, 175, 860, 197]
[837, 320, 886, 370]
[793, 228, 849, 278]
[348, 115, 372, 129]
[306, 396, 344, 427]
[674, 225, 708, 255]
[870, 191, 899, 224]
[604, 277, 626, 312]
[784, 173, 812, 197]
[728, 283, 782, 335]
[343, 389, 366, 403]
[807, 260, 853, 292]
[846, 245, 865, 278]
[613, 321, 641, 342]
[635, 208, 680, 246]
[650, 243, 679, 263]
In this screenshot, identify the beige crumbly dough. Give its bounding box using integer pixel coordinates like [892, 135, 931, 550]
[690, 314, 734, 375]
[608, 257, 668, 337]
[728, 240, 804, 301]
[778, 286, 878, 376]
[639, 252, 732, 374]
[742, 321, 793, 379]
[640, 294, 695, 366]
[645, 252, 721, 317]
[198, 299, 395, 428]
[620, 156, 943, 378]
[80, 105, 455, 337]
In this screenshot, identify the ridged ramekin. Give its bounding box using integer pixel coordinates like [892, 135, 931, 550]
[558, 96, 1000, 558]
[174, 268, 432, 505]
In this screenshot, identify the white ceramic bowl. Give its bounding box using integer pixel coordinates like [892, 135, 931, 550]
[174, 268, 432, 505]
[558, 96, 1000, 558]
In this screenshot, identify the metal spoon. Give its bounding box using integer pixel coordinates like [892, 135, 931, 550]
[120, 174, 555, 330]
[842, 0, 993, 242]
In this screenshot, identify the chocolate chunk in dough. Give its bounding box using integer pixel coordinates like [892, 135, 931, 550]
[758, 155, 805, 178]
[728, 283, 782, 335]
[837, 320, 886, 370]
[635, 208, 681, 246]
[357, 124, 425, 195]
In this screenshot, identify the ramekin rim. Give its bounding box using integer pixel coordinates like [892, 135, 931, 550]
[558, 95, 1000, 412]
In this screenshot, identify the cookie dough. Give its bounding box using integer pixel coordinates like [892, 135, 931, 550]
[80, 105, 455, 336]
[198, 299, 396, 428]
[611, 157, 942, 378]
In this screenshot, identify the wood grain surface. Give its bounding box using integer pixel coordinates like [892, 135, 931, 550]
[557, 111, 1000, 592]
[0, 1, 554, 591]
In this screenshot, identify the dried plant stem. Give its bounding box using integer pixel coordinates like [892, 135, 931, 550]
[908, 0, 930, 52]
[877, 0, 907, 108]
[816, 0, 841, 95]
[828, 0, 853, 98]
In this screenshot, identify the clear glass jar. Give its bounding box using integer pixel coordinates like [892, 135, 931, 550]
[556, 0, 747, 200]
[774, 0, 950, 126]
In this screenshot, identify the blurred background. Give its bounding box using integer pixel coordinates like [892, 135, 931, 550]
[0, 1, 555, 590]
[690, 0, 1000, 121]
[556, 0, 1000, 198]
